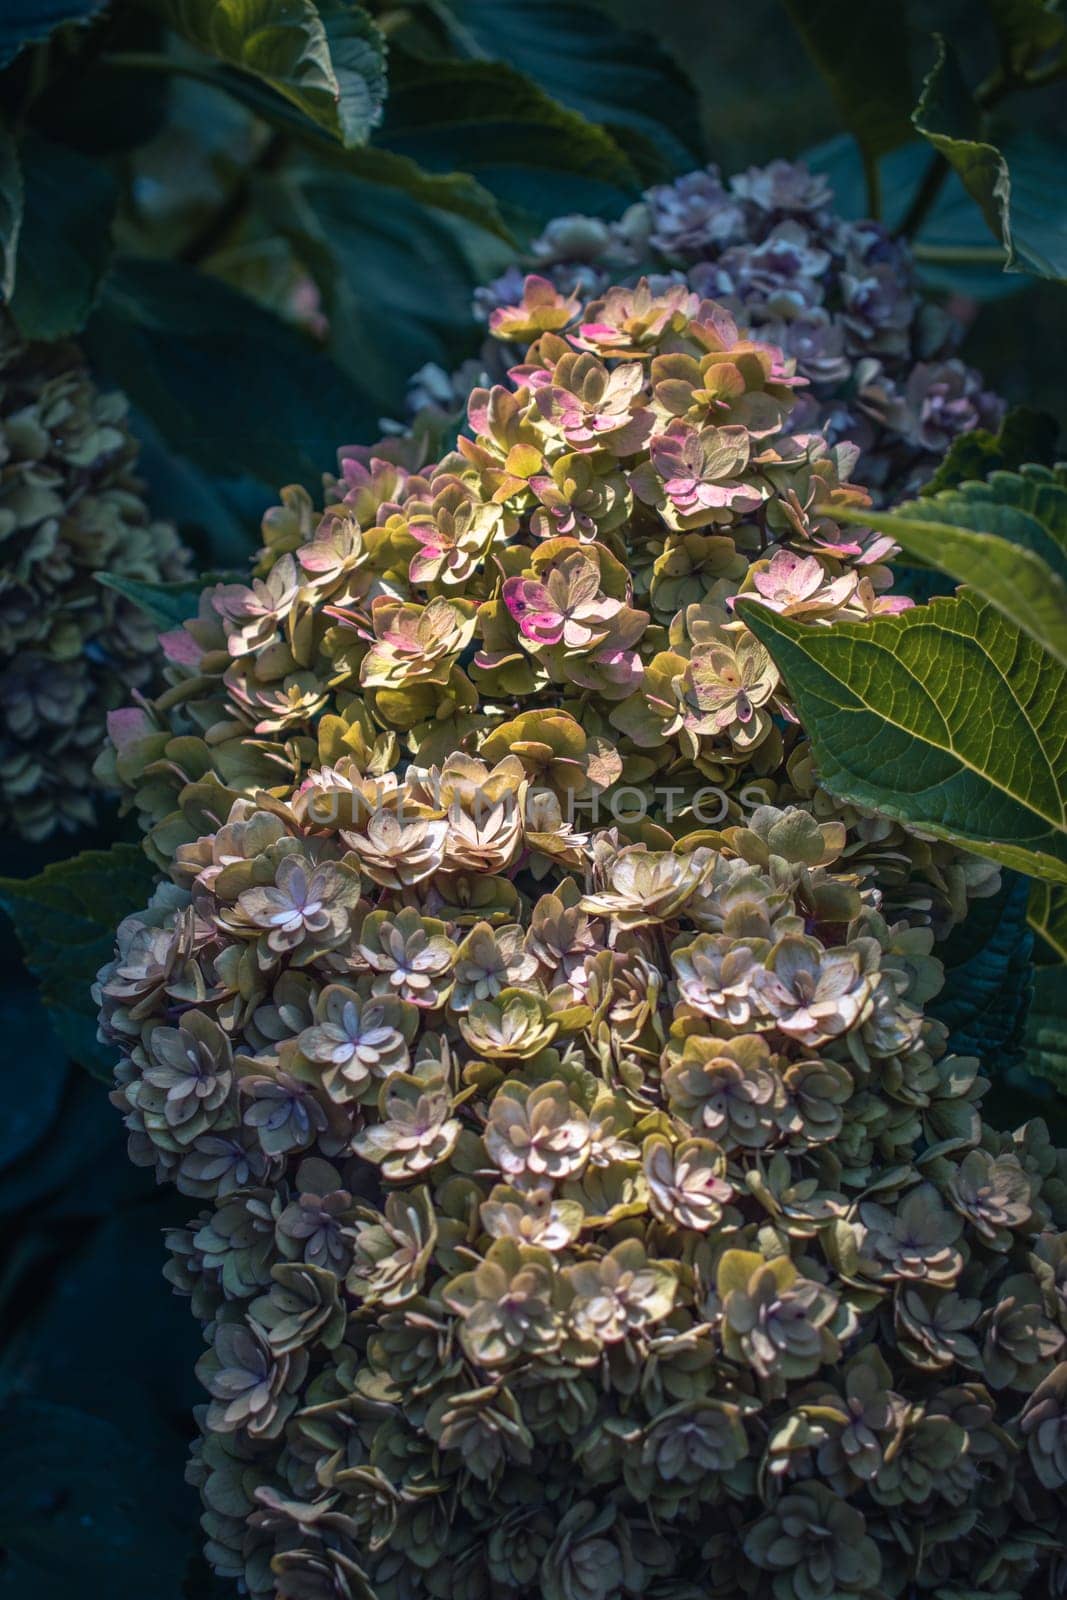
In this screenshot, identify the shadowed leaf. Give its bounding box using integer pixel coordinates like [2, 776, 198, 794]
[7, 133, 116, 339]
[1029, 879, 1067, 963]
[913, 36, 1067, 281]
[0, 0, 107, 69]
[0, 845, 157, 1079]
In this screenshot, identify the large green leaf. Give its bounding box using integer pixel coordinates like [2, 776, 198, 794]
[380, 49, 641, 220]
[985, 131, 1067, 281]
[84, 257, 375, 491]
[0, 1061, 159, 1218]
[337, 146, 512, 242]
[0, 1400, 189, 1597]
[929, 868, 1034, 1069]
[781, 0, 912, 201]
[913, 36, 1067, 280]
[833, 471, 1067, 666]
[0, 0, 107, 69]
[1021, 964, 1067, 1092]
[803, 133, 1025, 302]
[126, 402, 265, 570]
[425, 0, 703, 176]
[736, 590, 1067, 884]
[95, 572, 209, 628]
[316, 0, 389, 144]
[0, 844, 157, 1080]
[1029, 880, 1067, 962]
[0, 982, 68, 1173]
[264, 135, 513, 241]
[264, 162, 505, 411]
[7, 133, 116, 339]
[986, 0, 1066, 74]
[157, 57, 513, 244]
[0, 126, 21, 303]
[150, 0, 386, 147]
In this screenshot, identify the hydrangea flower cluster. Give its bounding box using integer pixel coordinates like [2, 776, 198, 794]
[0, 322, 192, 838]
[411, 159, 1003, 502]
[95, 282, 1064, 1600]
[101, 281, 994, 932]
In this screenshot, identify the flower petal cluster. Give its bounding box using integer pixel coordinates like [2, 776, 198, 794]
[98, 768, 1067, 1598]
[0, 323, 191, 836]
[95, 275, 1065, 1600]
[100, 279, 984, 938]
[450, 159, 1003, 502]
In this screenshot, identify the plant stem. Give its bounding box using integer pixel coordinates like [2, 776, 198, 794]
[911, 241, 1007, 264]
[178, 131, 288, 267]
[99, 49, 223, 91]
[895, 151, 950, 242]
[101, 51, 291, 269]
[1023, 55, 1067, 91]
[862, 149, 882, 222]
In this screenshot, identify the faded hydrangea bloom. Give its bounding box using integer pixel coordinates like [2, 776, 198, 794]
[444, 158, 1002, 504]
[95, 273, 1066, 1600]
[0, 322, 191, 837]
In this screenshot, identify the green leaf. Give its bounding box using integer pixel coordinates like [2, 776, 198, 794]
[919, 407, 1059, 493]
[981, 1048, 1067, 1140]
[0, 126, 22, 303]
[995, 131, 1067, 279]
[316, 0, 389, 146]
[833, 471, 1067, 666]
[425, 0, 703, 176]
[913, 463, 1067, 586]
[174, 53, 512, 245]
[0, 982, 68, 1172]
[1029, 879, 1067, 962]
[0, 0, 108, 69]
[986, 0, 1066, 74]
[930, 868, 1034, 1068]
[84, 256, 375, 492]
[7, 133, 116, 339]
[380, 48, 641, 219]
[1021, 963, 1067, 1091]
[0, 844, 157, 1080]
[95, 573, 209, 629]
[913, 36, 1067, 280]
[12, 1199, 204, 1446]
[327, 145, 512, 242]
[263, 162, 501, 412]
[125, 403, 266, 571]
[803, 133, 1026, 302]
[0, 1070, 118, 1216]
[736, 590, 1067, 884]
[781, 0, 912, 206]
[0, 1400, 189, 1597]
[151, 0, 386, 147]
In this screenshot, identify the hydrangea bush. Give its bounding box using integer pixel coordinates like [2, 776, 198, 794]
[96, 279, 1067, 1599]
[0, 321, 192, 839]
[410, 159, 1004, 503]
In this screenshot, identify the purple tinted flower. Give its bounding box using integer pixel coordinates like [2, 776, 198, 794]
[899, 360, 1005, 453]
[503, 552, 622, 649]
[730, 160, 834, 217]
[644, 422, 765, 521]
[646, 165, 746, 262]
[718, 222, 830, 313]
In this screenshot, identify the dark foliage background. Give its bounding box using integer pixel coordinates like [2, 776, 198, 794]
[0, 0, 1064, 1592]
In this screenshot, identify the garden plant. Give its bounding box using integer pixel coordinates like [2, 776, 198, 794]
[0, 2, 1066, 1599]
